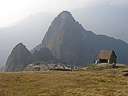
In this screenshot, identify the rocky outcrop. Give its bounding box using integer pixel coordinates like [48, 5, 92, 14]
[4, 43, 34, 71]
[24, 62, 78, 71]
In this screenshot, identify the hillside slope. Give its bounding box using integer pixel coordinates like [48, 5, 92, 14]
[1, 65, 128, 96]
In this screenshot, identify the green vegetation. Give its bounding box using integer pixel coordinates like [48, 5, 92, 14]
[0, 64, 128, 96]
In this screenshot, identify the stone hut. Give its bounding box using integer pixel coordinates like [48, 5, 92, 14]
[97, 50, 117, 64]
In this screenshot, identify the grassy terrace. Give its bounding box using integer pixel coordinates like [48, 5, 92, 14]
[0, 64, 128, 96]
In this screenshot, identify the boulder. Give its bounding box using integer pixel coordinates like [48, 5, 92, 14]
[32, 66, 40, 71]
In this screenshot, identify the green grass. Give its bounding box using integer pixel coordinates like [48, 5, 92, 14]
[0, 64, 128, 96]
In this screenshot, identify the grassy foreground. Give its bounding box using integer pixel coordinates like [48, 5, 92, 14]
[1, 64, 128, 96]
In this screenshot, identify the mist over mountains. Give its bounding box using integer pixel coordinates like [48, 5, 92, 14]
[0, 5, 128, 67]
[71, 4, 128, 42]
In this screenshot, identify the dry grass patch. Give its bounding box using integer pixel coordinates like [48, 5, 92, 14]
[0, 65, 128, 96]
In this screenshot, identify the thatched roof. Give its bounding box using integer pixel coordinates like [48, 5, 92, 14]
[97, 50, 117, 59]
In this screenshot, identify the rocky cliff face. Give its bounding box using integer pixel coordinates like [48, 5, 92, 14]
[32, 11, 128, 66]
[32, 11, 93, 65]
[4, 43, 33, 71]
[32, 11, 97, 65]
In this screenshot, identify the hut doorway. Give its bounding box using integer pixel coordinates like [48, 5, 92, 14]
[100, 59, 108, 63]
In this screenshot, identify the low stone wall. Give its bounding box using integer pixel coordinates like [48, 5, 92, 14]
[95, 63, 108, 68]
[95, 63, 116, 68]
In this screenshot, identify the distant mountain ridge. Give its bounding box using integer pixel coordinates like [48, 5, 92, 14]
[4, 43, 57, 71]
[4, 11, 128, 71]
[32, 11, 128, 66]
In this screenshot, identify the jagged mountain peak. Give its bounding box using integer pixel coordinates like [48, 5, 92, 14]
[4, 43, 33, 72]
[14, 43, 25, 49]
[33, 11, 88, 65]
[11, 43, 28, 54]
[17, 42, 24, 46]
[15, 43, 25, 48]
[51, 11, 76, 26]
[58, 11, 73, 19]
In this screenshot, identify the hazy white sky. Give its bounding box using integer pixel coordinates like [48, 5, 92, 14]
[0, 0, 128, 28]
